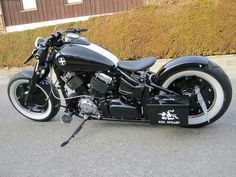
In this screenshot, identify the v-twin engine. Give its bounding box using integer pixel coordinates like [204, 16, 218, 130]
[78, 98, 99, 116]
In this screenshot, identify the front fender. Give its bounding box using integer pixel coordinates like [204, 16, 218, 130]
[21, 69, 34, 78]
[157, 56, 210, 80]
[21, 69, 52, 86]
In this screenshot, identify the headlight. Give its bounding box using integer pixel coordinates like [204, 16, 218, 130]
[35, 37, 45, 48]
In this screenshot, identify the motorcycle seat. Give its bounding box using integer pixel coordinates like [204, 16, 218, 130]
[118, 57, 157, 72]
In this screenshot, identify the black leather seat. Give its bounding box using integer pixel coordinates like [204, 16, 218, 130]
[118, 57, 157, 72]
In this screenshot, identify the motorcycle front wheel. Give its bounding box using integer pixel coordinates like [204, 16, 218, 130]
[8, 72, 60, 121]
[159, 62, 232, 127]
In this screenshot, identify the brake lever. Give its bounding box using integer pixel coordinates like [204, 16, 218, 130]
[59, 28, 88, 35]
[61, 28, 77, 34]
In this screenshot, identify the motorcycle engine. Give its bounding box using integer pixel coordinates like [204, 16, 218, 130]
[90, 72, 112, 97]
[61, 72, 87, 94]
[78, 98, 99, 115]
[61, 72, 114, 118]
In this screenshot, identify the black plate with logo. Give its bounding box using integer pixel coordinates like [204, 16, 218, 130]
[146, 95, 189, 126]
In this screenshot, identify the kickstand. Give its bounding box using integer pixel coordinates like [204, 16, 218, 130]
[61, 115, 89, 147]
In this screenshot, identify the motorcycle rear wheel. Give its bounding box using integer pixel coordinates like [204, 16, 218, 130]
[159, 62, 232, 127]
[8, 72, 60, 121]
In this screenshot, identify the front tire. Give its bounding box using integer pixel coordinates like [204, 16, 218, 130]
[158, 62, 232, 127]
[8, 72, 60, 121]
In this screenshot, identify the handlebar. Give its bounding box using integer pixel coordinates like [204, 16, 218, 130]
[29, 27, 87, 63]
[69, 28, 88, 33]
[41, 27, 88, 47]
[61, 28, 88, 34]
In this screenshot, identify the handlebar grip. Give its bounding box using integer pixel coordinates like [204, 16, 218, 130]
[78, 28, 88, 32]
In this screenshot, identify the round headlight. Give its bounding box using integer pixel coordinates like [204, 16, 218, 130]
[35, 37, 45, 48]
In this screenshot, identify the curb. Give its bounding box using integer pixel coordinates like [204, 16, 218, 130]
[0, 55, 235, 80]
[0, 68, 30, 80]
[208, 55, 236, 66]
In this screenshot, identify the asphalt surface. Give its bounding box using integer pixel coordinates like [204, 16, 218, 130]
[0, 66, 235, 177]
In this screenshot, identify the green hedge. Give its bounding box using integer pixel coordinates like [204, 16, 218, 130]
[0, 0, 235, 68]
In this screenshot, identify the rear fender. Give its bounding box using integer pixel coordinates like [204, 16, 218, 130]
[156, 56, 210, 82]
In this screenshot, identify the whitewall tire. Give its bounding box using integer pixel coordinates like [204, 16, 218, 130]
[158, 62, 232, 127]
[8, 72, 60, 121]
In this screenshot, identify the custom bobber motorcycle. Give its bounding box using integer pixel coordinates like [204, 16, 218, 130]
[7, 28, 232, 146]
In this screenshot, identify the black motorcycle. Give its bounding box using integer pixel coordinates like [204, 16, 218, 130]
[7, 28, 232, 146]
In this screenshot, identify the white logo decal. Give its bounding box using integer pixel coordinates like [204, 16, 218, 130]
[158, 109, 179, 120]
[58, 57, 66, 66]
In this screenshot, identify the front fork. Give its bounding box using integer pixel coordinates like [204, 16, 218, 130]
[24, 60, 40, 105]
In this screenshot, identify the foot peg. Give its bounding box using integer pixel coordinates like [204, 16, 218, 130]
[61, 114, 73, 124]
[61, 115, 89, 147]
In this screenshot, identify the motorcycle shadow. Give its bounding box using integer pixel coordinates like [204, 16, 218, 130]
[52, 113, 222, 141]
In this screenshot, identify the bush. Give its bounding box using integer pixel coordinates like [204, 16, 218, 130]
[0, 0, 235, 68]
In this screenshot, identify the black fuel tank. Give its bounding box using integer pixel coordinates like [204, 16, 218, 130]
[56, 43, 117, 72]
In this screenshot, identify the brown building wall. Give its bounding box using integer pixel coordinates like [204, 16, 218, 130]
[0, 0, 6, 31]
[1, 0, 144, 27]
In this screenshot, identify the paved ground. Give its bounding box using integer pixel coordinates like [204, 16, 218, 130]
[0, 65, 236, 177]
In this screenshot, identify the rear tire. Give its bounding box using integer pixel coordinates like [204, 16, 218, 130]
[158, 61, 232, 127]
[8, 72, 60, 121]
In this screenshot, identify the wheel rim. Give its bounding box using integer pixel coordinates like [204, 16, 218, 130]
[9, 79, 52, 120]
[161, 70, 224, 125]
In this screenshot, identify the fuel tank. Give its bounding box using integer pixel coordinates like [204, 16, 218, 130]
[55, 41, 119, 72]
